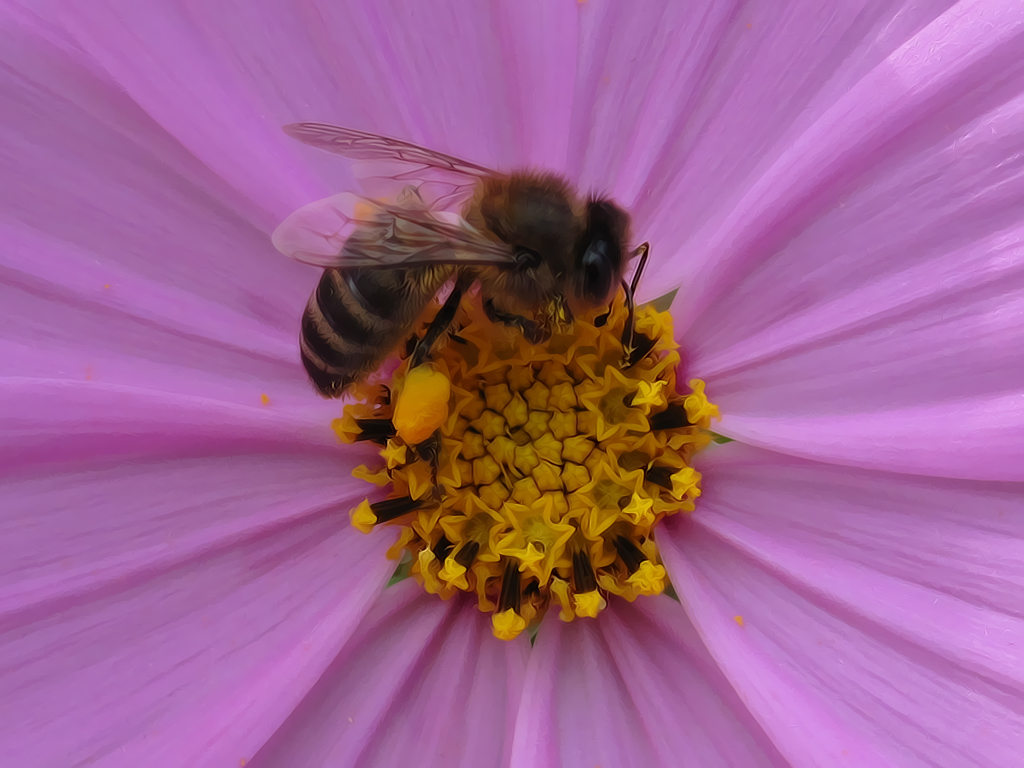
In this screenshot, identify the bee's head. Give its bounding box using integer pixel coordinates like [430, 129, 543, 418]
[472, 173, 581, 310]
[471, 174, 630, 313]
[570, 197, 630, 308]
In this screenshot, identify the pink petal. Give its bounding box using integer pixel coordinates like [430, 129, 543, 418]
[0, 451, 395, 767]
[250, 581, 528, 768]
[0, 21, 318, 328]
[667, 2, 1024, 479]
[660, 442, 1024, 767]
[28, 0, 578, 224]
[0, 379, 349, 475]
[510, 598, 786, 768]
[569, 0, 966, 291]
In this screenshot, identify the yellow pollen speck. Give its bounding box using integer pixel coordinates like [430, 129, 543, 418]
[340, 290, 719, 636]
[734, 615, 745, 627]
[103, 283, 111, 290]
[260, 393, 270, 406]
[394, 365, 450, 444]
[492, 608, 528, 640]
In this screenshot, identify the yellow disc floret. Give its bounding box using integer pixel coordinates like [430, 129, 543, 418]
[340, 291, 719, 640]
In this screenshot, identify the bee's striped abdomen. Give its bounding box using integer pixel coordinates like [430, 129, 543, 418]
[299, 266, 446, 397]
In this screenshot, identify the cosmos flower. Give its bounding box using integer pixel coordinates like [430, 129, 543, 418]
[1, 1, 1022, 767]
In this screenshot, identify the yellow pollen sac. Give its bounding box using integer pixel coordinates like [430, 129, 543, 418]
[393, 365, 451, 445]
[339, 291, 719, 640]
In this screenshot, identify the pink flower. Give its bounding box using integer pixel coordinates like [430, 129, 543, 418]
[2, 1, 1022, 766]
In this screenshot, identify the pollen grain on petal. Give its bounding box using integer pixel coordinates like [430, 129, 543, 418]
[337, 292, 719, 636]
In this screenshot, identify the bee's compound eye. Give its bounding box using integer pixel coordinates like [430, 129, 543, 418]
[580, 238, 614, 302]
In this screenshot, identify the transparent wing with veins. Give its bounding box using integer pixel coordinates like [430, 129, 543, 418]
[271, 191, 516, 269]
[283, 122, 495, 212]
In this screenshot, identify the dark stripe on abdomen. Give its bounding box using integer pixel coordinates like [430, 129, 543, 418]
[316, 270, 373, 346]
[300, 347, 349, 395]
[300, 308, 362, 373]
[347, 268, 407, 320]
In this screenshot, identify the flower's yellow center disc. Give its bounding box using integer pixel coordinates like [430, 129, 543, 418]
[334, 291, 719, 640]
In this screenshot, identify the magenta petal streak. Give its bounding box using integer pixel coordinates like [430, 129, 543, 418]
[2, 1, 1024, 766]
[250, 582, 528, 768]
[0, 456, 395, 767]
[676, 2, 1024, 479]
[661, 443, 1024, 767]
[510, 596, 788, 768]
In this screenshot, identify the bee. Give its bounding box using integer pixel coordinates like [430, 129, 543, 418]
[272, 123, 651, 398]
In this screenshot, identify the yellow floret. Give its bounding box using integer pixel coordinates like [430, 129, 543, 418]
[341, 290, 719, 637]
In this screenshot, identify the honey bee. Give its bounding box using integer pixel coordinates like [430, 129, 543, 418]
[272, 123, 650, 397]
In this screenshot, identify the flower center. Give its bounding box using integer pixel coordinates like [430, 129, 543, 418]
[335, 291, 718, 640]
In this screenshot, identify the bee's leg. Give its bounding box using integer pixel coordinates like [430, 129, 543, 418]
[483, 298, 549, 344]
[598, 243, 649, 329]
[621, 242, 655, 368]
[410, 277, 470, 369]
[414, 430, 443, 480]
[628, 242, 651, 297]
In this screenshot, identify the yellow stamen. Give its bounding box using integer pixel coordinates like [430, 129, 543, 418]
[573, 590, 607, 618]
[381, 440, 408, 469]
[352, 464, 390, 487]
[492, 608, 527, 641]
[340, 291, 719, 637]
[438, 557, 469, 590]
[684, 378, 720, 426]
[627, 561, 667, 595]
[350, 499, 376, 534]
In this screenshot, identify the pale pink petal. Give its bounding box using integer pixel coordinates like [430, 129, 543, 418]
[0, 24, 401, 764]
[250, 581, 528, 768]
[660, 442, 1024, 767]
[0, 21, 318, 328]
[0, 379, 346, 474]
[567, 0, 960, 288]
[19, 0, 579, 226]
[510, 597, 786, 768]
[0, 451, 395, 768]
[665, 2, 1024, 479]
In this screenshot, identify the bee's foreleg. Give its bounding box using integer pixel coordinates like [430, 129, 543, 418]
[483, 298, 549, 344]
[620, 242, 655, 369]
[410, 276, 470, 369]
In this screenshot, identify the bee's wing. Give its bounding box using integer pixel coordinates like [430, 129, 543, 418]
[284, 123, 495, 211]
[271, 192, 516, 269]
